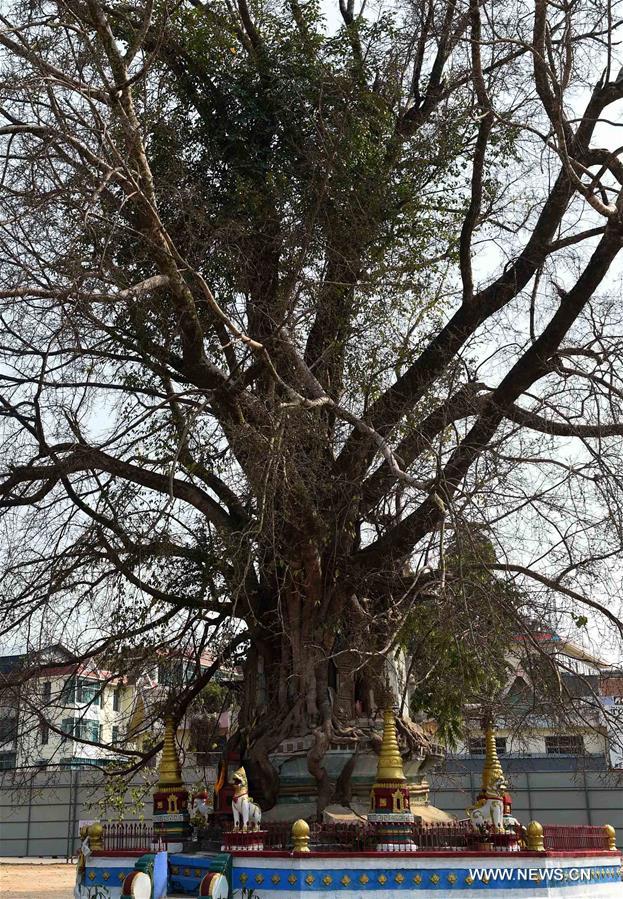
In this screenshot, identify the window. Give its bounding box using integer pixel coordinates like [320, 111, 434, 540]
[75, 720, 102, 742]
[61, 717, 72, 735]
[76, 679, 101, 707]
[0, 717, 18, 745]
[469, 737, 507, 756]
[42, 681, 51, 703]
[60, 718, 102, 742]
[60, 678, 76, 706]
[157, 661, 183, 686]
[0, 751, 16, 770]
[113, 688, 121, 712]
[40, 722, 49, 745]
[60, 757, 109, 768]
[545, 735, 585, 755]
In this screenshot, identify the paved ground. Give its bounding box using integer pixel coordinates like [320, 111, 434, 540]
[0, 862, 76, 898]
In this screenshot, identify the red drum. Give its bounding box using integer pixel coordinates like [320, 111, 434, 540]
[121, 870, 151, 899]
[199, 871, 229, 898]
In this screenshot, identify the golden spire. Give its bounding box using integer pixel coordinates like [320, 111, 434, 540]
[481, 722, 506, 795]
[157, 717, 183, 790]
[375, 706, 406, 783]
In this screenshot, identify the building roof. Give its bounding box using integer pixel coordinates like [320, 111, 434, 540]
[511, 628, 608, 669]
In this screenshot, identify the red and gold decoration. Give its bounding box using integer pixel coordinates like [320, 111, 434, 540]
[367, 706, 416, 850]
[152, 717, 191, 844]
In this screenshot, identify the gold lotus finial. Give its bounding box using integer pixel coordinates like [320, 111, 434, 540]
[481, 721, 506, 795]
[291, 818, 311, 853]
[375, 706, 406, 783]
[157, 716, 183, 789]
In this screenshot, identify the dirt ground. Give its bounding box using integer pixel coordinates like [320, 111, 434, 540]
[0, 863, 76, 899]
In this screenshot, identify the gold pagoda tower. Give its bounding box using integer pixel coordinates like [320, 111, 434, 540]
[478, 721, 507, 800]
[368, 706, 416, 849]
[152, 717, 191, 844]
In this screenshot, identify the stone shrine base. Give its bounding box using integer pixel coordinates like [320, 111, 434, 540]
[80, 844, 622, 897]
[231, 850, 622, 898]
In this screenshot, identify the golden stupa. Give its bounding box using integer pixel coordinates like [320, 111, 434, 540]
[153, 716, 190, 841]
[480, 722, 507, 798]
[374, 706, 407, 783]
[157, 716, 184, 791]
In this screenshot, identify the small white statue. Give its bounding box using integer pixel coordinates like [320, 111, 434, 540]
[191, 790, 212, 823]
[230, 766, 261, 832]
[467, 774, 506, 832]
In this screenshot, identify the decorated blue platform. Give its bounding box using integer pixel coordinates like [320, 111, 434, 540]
[229, 851, 623, 898]
[81, 850, 168, 898]
[168, 851, 232, 895]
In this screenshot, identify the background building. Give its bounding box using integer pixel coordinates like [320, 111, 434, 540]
[0, 646, 133, 770]
[427, 627, 623, 838]
[451, 629, 613, 764]
[0, 645, 236, 772]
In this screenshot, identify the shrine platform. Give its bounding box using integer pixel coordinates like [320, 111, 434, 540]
[228, 848, 622, 898]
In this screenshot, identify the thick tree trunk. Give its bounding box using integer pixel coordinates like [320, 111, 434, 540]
[234, 522, 407, 815]
[236, 547, 359, 813]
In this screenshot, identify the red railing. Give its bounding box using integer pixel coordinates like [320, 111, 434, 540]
[223, 821, 526, 853]
[224, 821, 617, 853]
[253, 821, 369, 851]
[543, 825, 611, 852]
[102, 822, 161, 852]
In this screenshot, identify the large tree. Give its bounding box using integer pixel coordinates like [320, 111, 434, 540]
[1, 0, 623, 808]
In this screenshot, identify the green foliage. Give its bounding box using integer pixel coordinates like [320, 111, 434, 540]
[91, 778, 150, 822]
[197, 681, 228, 714]
[404, 528, 520, 746]
[122, 0, 479, 372]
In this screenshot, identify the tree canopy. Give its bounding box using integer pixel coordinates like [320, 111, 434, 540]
[1, 0, 623, 806]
